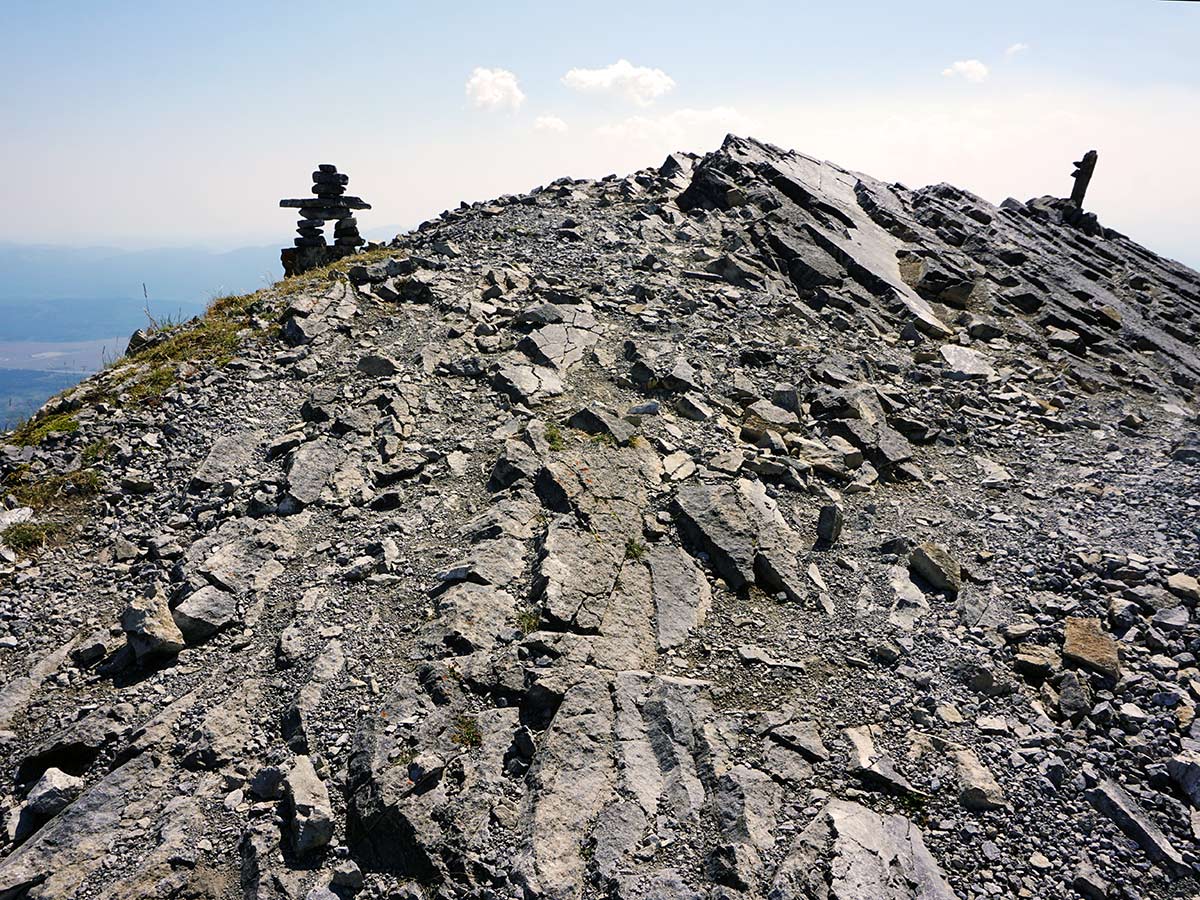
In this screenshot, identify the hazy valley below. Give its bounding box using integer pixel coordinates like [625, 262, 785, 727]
[0, 241, 285, 423]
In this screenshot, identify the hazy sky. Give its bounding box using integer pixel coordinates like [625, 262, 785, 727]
[3, 1, 1197, 266]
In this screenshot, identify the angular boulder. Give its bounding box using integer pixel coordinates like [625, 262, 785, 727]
[120, 585, 185, 663]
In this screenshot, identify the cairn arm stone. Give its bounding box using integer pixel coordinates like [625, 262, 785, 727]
[280, 197, 372, 210]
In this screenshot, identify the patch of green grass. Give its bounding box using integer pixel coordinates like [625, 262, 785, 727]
[135, 317, 243, 368]
[122, 364, 177, 402]
[8, 412, 79, 447]
[588, 431, 617, 447]
[1, 521, 68, 554]
[112, 313, 241, 403]
[107, 288, 264, 405]
[4, 466, 102, 509]
[449, 714, 483, 749]
[67, 469, 103, 495]
[516, 608, 541, 634]
[206, 292, 257, 319]
[624, 537, 647, 561]
[544, 422, 566, 452]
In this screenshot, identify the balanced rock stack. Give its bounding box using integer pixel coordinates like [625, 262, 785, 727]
[279, 164, 371, 276]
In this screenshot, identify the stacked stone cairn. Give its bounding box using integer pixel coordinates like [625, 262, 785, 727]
[279, 164, 371, 276]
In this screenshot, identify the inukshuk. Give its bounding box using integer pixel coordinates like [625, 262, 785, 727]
[279, 164, 372, 276]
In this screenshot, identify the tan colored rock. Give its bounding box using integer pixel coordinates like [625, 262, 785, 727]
[120, 585, 185, 663]
[1014, 643, 1062, 678]
[951, 748, 1006, 811]
[286, 755, 334, 854]
[1063, 617, 1120, 679]
[1167, 572, 1200, 603]
[909, 542, 962, 595]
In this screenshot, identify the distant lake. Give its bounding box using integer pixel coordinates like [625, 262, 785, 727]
[0, 337, 123, 372]
[0, 338, 123, 429]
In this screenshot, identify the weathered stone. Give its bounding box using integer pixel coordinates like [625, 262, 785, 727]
[285, 438, 343, 507]
[844, 725, 922, 797]
[768, 717, 828, 762]
[567, 403, 636, 446]
[647, 544, 712, 650]
[429, 582, 516, 652]
[1057, 670, 1093, 719]
[816, 503, 843, 544]
[493, 362, 564, 404]
[1086, 779, 1187, 875]
[171, 586, 240, 643]
[909, 542, 962, 595]
[939, 344, 995, 380]
[120, 585, 185, 662]
[1167, 572, 1200, 602]
[673, 479, 804, 600]
[23, 767, 83, 818]
[951, 748, 1006, 810]
[1014, 644, 1062, 678]
[741, 399, 799, 438]
[189, 432, 261, 491]
[357, 353, 400, 377]
[286, 755, 334, 854]
[1167, 751, 1200, 808]
[1063, 617, 1120, 679]
[180, 689, 257, 770]
[771, 799, 956, 899]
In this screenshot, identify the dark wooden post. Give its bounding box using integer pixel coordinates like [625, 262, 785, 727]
[1069, 150, 1098, 208]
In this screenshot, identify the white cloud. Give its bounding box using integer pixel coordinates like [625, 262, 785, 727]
[941, 59, 989, 83]
[1005, 42, 1031, 57]
[562, 59, 675, 106]
[465, 67, 525, 111]
[534, 115, 568, 133]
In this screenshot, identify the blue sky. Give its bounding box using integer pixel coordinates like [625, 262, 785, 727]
[2, 0, 1197, 264]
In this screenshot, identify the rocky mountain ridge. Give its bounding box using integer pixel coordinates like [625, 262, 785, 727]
[0, 135, 1198, 900]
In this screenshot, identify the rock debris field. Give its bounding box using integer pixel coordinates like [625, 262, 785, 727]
[1, 136, 1199, 900]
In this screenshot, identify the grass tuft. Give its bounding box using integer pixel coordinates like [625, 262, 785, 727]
[4, 466, 102, 509]
[121, 364, 177, 402]
[516, 608, 541, 634]
[544, 422, 566, 452]
[134, 317, 243, 368]
[9, 412, 79, 447]
[624, 537, 647, 561]
[1, 521, 68, 554]
[450, 714, 483, 749]
[112, 293, 255, 403]
[206, 292, 257, 319]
